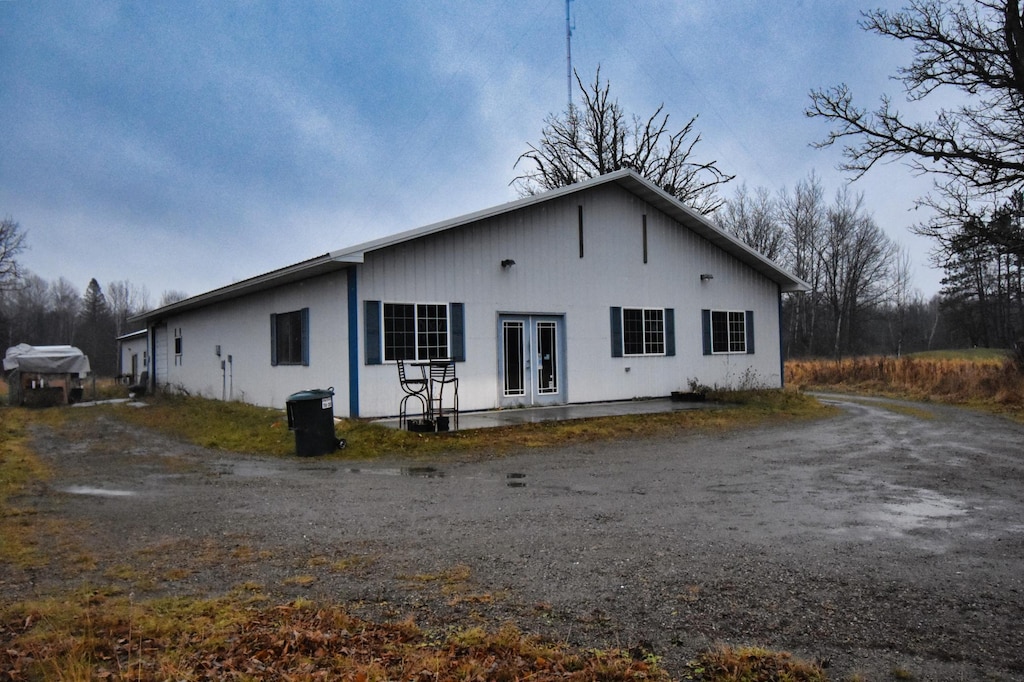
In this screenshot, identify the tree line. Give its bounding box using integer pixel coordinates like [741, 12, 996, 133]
[0, 220, 187, 376]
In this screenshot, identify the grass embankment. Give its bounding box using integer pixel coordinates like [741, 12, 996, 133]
[0, 390, 837, 680]
[106, 387, 830, 460]
[786, 349, 1024, 420]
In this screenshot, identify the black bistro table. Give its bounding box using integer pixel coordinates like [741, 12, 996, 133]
[410, 359, 458, 431]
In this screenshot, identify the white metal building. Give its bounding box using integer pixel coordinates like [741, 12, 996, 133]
[116, 329, 148, 385]
[130, 170, 808, 418]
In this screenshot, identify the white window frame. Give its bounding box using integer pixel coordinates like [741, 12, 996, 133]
[711, 310, 747, 354]
[382, 302, 451, 362]
[622, 307, 666, 356]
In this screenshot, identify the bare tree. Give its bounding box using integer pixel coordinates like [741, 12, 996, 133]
[1, 217, 27, 291]
[159, 290, 188, 307]
[808, 1, 1024, 192]
[718, 184, 786, 261]
[887, 244, 916, 356]
[49, 277, 81, 345]
[9, 274, 49, 344]
[108, 279, 151, 336]
[818, 188, 898, 356]
[808, 0, 1024, 252]
[778, 173, 828, 356]
[514, 68, 734, 214]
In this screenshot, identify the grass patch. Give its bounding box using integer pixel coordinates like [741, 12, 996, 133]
[0, 408, 60, 568]
[96, 388, 832, 460]
[1, 591, 676, 681]
[786, 354, 1024, 420]
[685, 645, 829, 681]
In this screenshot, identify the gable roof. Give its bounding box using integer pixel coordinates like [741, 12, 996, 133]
[331, 169, 808, 291]
[132, 170, 808, 324]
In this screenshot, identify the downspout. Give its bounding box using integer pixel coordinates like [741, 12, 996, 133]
[778, 284, 785, 388]
[148, 324, 157, 394]
[347, 267, 360, 418]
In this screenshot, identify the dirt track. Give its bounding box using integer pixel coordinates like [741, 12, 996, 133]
[10, 393, 1024, 681]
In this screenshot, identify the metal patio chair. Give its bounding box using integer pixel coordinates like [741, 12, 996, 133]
[397, 359, 427, 429]
[428, 360, 459, 431]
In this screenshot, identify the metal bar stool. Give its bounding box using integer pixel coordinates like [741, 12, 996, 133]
[428, 360, 458, 431]
[397, 359, 427, 429]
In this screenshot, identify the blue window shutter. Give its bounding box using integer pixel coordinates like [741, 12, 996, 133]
[701, 309, 712, 355]
[365, 300, 381, 365]
[301, 307, 310, 366]
[665, 308, 675, 356]
[746, 310, 755, 354]
[270, 314, 278, 366]
[610, 307, 622, 357]
[450, 302, 465, 362]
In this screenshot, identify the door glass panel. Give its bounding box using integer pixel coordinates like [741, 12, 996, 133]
[503, 321, 525, 396]
[536, 321, 558, 394]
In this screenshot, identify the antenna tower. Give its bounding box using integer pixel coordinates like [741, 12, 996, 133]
[565, 0, 574, 109]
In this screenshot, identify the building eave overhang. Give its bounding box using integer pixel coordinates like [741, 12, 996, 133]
[129, 253, 353, 326]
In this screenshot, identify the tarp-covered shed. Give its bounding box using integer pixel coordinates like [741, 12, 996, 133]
[4, 344, 92, 406]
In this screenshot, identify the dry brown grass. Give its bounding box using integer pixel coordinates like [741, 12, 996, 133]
[684, 645, 829, 681]
[786, 353, 1023, 419]
[1, 591, 674, 681]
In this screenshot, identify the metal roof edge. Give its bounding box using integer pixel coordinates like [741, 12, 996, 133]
[135, 171, 807, 327]
[129, 253, 349, 325]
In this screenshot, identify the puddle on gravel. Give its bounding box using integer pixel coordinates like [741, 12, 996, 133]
[869, 491, 968, 530]
[345, 466, 446, 478]
[62, 486, 136, 497]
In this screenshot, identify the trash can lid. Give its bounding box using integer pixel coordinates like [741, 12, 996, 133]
[286, 387, 335, 402]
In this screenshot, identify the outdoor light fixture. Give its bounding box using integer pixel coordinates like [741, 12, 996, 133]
[700, 273, 714, 281]
[501, 259, 516, 268]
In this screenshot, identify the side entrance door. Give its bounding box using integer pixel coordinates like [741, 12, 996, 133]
[498, 314, 566, 408]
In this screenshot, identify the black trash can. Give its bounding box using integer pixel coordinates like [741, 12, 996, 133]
[285, 387, 345, 456]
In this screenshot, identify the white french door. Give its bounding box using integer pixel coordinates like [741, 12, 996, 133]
[498, 315, 565, 408]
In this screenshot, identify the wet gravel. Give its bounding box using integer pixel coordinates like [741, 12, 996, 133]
[9, 394, 1024, 681]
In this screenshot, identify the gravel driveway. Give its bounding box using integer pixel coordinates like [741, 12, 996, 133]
[13, 393, 1024, 681]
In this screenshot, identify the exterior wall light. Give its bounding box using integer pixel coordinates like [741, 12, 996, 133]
[501, 259, 516, 268]
[700, 273, 714, 281]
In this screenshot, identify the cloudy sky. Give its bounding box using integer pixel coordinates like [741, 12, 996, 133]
[1, 0, 944, 305]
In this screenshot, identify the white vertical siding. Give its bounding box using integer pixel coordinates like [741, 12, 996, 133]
[152, 271, 350, 411]
[356, 182, 783, 417]
[151, 182, 786, 418]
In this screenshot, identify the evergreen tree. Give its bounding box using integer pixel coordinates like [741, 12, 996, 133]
[77, 278, 116, 375]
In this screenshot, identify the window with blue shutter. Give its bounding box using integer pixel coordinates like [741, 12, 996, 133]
[704, 309, 753, 354]
[610, 307, 623, 357]
[368, 301, 463, 362]
[270, 308, 309, 366]
[612, 306, 672, 356]
[365, 300, 382, 365]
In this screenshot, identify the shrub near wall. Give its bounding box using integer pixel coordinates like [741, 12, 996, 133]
[786, 354, 1023, 408]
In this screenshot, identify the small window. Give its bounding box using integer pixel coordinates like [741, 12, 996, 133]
[710, 310, 747, 353]
[271, 308, 309, 366]
[174, 328, 183, 365]
[622, 308, 665, 356]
